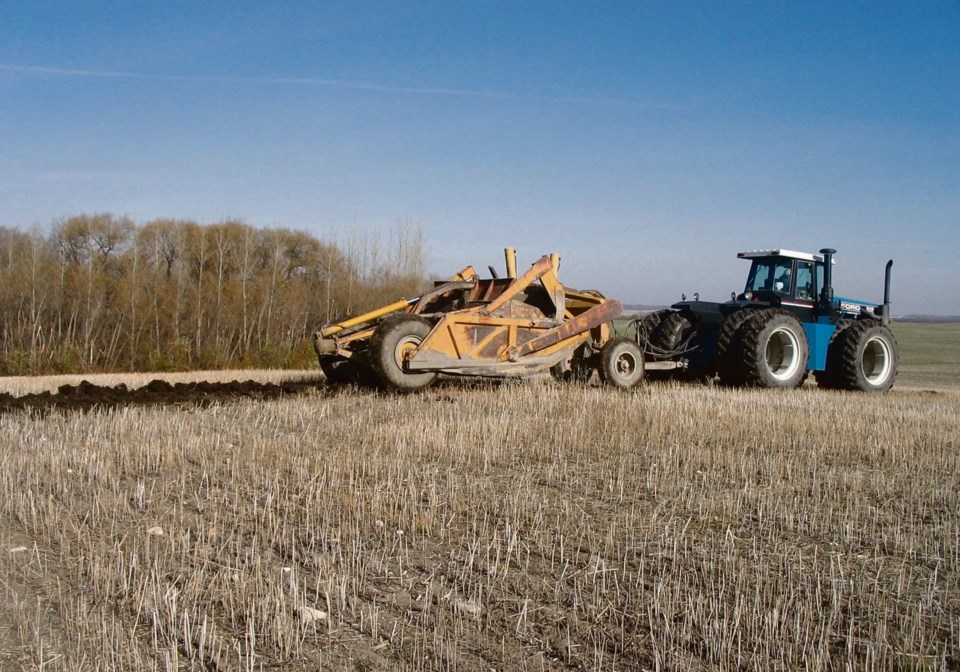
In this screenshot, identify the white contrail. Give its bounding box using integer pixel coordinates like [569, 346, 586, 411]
[0, 64, 138, 78]
[0, 63, 676, 110]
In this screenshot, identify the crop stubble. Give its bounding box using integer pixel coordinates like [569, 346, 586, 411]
[0, 372, 957, 671]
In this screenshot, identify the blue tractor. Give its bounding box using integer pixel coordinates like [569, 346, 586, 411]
[636, 247, 898, 392]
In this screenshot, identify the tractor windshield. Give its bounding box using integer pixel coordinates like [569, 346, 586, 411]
[745, 259, 793, 294]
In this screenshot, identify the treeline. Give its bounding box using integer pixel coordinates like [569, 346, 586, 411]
[0, 214, 428, 375]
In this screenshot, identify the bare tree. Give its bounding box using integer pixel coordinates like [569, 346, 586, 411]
[0, 214, 429, 373]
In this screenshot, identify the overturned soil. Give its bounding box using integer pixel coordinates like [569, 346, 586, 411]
[0, 378, 324, 416]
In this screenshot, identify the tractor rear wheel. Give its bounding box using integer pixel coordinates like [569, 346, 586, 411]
[648, 312, 693, 356]
[828, 320, 898, 392]
[635, 310, 670, 352]
[634, 309, 672, 380]
[713, 308, 759, 386]
[737, 310, 809, 389]
[369, 314, 438, 391]
[600, 338, 645, 389]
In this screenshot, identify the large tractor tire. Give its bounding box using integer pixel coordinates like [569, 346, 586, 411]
[736, 310, 809, 389]
[629, 309, 670, 381]
[369, 314, 438, 391]
[648, 311, 693, 356]
[635, 310, 670, 353]
[713, 308, 759, 386]
[823, 320, 898, 392]
[599, 338, 645, 389]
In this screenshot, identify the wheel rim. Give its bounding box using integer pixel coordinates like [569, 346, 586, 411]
[394, 336, 422, 370]
[765, 326, 801, 381]
[861, 335, 891, 385]
[615, 350, 639, 379]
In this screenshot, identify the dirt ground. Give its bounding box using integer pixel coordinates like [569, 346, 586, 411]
[0, 377, 324, 417]
[0, 365, 954, 419]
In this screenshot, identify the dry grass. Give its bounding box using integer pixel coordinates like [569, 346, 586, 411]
[0, 376, 957, 670]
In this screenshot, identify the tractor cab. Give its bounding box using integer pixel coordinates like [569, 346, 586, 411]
[736, 249, 824, 313]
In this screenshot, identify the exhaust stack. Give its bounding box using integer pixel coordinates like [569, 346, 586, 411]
[882, 259, 893, 325]
[818, 248, 836, 317]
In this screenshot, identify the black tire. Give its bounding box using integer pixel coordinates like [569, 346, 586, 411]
[813, 318, 854, 390]
[369, 314, 438, 391]
[635, 310, 670, 352]
[599, 338, 645, 388]
[713, 308, 759, 386]
[737, 310, 809, 389]
[648, 311, 693, 356]
[827, 321, 898, 392]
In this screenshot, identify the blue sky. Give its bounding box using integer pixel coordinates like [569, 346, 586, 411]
[1, 1, 958, 314]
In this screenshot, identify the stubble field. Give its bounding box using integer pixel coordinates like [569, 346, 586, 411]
[0, 322, 957, 670]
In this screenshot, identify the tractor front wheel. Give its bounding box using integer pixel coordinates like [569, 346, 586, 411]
[369, 314, 438, 391]
[829, 321, 898, 392]
[600, 338, 645, 389]
[737, 310, 809, 389]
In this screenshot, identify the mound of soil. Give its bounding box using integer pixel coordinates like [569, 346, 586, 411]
[0, 378, 323, 416]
